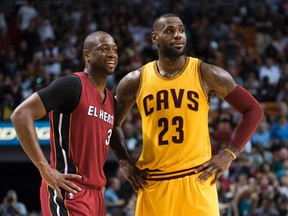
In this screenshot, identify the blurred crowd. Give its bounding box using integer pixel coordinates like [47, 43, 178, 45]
[1, 0, 288, 215]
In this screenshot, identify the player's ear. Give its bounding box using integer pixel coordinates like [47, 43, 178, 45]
[83, 49, 90, 61]
[151, 31, 158, 44]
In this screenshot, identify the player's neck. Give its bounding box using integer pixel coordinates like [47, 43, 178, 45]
[157, 56, 186, 77]
[83, 68, 107, 98]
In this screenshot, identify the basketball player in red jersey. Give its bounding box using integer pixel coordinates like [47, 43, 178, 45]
[111, 14, 264, 216]
[10, 31, 121, 216]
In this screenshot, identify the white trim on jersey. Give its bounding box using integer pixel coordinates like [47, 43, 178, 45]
[58, 113, 68, 175]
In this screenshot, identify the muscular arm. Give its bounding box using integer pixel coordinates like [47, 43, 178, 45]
[10, 93, 49, 172]
[10, 76, 82, 199]
[114, 69, 141, 126]
[11, 75, 81, 169]
[200, 62, 237, 100]
[110, 69, 148, 191]
[201, 62, 263, 154]
[110, 69, 141, 161]
[196, 62, 263, 184]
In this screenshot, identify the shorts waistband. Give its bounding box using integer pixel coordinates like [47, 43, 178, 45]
[146, 165, 201, 181]
[70, 180, 103, 191]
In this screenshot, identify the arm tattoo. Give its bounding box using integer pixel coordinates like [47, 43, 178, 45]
[210, 65, 235, 90]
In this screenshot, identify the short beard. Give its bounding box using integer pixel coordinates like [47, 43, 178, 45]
[161, 45, 186, 58]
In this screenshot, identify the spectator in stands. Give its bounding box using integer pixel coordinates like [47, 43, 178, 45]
[0, 73, 23, 121]
[122, 121, 139, 152]
[229, 152, 252, 181]
[270, 115, 288, 145]
[225, 59, 244, 86]
[2, 47, 18, 78]
[17, 40, 31, 70]
[20, 17, 40, 64]
[255, 161, 278, 189]
[223, 22, 244, 62]
[253, 197, 280, 216]
[104, 177, 126, 216]
[0, 189, 28, 216]
[212, 112, 234, 153]
[232, 182, 258, 216]
[257, 76, 277, 102]
[19, 71, 33, 100]
[276, 159, 288, 181]
[271, 29, 287, 58]
[207, 12, 229, 43]
[61, 29, 80, 71]
[243, 71, 260, 100]
[278, 173, 288, 199]
[115, 167, 134, 206]
[250, 145, 273, 169]
[234, 173, 249, 192]
[276, 67, 288, 103]
[17, 0, 38, 32]
[251, 120, 271, 149]
[272, 146, 288, 174]
[254, 4, 273, 54]
[33, 38, 62, 78]
[217, 180, 233, 216]
[258, 56, 281, 87]
[36, 16, 55, 43]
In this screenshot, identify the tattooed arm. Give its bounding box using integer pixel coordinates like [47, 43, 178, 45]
[110, 69, 149, 192]
[196, 62, 263, 184]
[200, 62, 237, 100]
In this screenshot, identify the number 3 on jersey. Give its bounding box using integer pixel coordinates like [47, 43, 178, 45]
[105, 128, 112, 145]
[158, 116, 184, 145]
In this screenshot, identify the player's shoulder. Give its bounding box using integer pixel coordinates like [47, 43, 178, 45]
[46, 74, 82, 93]
[56, 73, 80, 81]
[200, 61, 232, 80]
[124, 60, 156, 80]
[121, 68, 142, 84]
[117, 68, 143, 96]
[59, 74, 81, 85]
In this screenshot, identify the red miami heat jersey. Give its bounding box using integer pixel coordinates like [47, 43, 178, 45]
[49, 72, 114, 189]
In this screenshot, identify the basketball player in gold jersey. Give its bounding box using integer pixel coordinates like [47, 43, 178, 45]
[110, 13, 263, 216]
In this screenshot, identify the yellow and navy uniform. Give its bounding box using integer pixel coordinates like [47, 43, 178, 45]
[135, 57, 219, 216]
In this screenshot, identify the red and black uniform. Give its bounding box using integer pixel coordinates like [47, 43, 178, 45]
[38, 72, 114, 216]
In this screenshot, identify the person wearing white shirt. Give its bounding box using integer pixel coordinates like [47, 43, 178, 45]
[258, 56, 281, 86]
[17, 0, 38, 32]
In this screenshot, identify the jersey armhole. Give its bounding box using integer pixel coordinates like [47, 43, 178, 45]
[69, 74, 82, 112]
[135, 67, 145, 104]
[197, 59, 210, 106]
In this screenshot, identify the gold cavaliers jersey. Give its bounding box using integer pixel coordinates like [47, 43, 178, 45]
[136, 57, 211, 178]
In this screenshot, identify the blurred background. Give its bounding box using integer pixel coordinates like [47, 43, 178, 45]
[1, 0, 288, 215]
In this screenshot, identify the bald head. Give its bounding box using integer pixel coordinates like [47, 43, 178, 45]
[82, 31, 118, 75]
[83, 31, 114, 51]
[153, 13, 181, 31]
